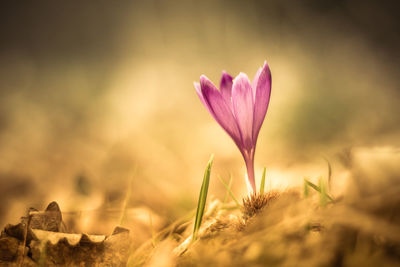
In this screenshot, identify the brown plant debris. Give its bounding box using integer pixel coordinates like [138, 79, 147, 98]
[173, 186, 400, 267]
[242, 191, 280, 220]
[0, 201, 131, 266]
[27, 201, 65, 233]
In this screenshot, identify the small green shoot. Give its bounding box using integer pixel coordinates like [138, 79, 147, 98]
[217, 175, 240, 207]
[223, 175, 233, 204]
[193, 154, 214, 241]
[319, 177, 328, 206]
[303, 178, 334, 202]
[260, 167, 266, 195]
[322, 156, 332, 189]
[303, 178, 309, 198]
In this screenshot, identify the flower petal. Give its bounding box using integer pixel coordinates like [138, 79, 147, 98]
[253, 62, 272, 141]
[219, 71, 233, 105]
[252, 67, 262, 100]
[194, 81, 216, 120]
[232, 73, 254, 151]
[200, 75, 243, 147]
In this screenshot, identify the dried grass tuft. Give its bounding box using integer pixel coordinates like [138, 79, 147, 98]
[242, 191, 280, 220]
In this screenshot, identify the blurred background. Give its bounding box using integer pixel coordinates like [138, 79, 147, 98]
[0, 0, 399, 244]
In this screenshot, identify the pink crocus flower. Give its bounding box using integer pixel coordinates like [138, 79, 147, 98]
[194, 62, 272, 192]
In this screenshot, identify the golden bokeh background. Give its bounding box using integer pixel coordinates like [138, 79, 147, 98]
[0, 0, 399, 242]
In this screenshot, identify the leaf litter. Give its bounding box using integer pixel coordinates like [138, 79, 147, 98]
[0, 201, 130, 266]
[1, 173, 400, 266]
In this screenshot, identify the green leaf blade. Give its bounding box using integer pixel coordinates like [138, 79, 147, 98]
[319, 177, 327, 206]
[223, 176, 233, 204]
[304, 178, 334, 202]
[303, 178, 309, 198]
[260, 167, 266, 195]
[217, 175, 240, 207]
[193, 154, 214, 241]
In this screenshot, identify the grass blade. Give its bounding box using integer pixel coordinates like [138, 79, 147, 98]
[193, 154, 214, 241]
[304, 178, 334, 202]
[260, 167, 266, 195]
[303, 178, 309, 198]
[319, 177, 327, 206]
[217, 175, 240, 207]
[223, 175, 233, 204]
[322, 156, 332, 190]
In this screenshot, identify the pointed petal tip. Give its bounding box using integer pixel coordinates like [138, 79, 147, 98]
[200, 75, 212, 91]
[194, 81, 201, 94]
[220, 71, 234, 104]
[262, 61, 271, 72]
[200, 75, 218, 91]
[221, 71, 233, 80]
[199, 74, 207, 81]
[234, 72, 250, 81]
[257, 61, 271, 81]
[258, 61, 270, 72]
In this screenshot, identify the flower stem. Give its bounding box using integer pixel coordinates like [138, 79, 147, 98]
[245, 156, 256, 193]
